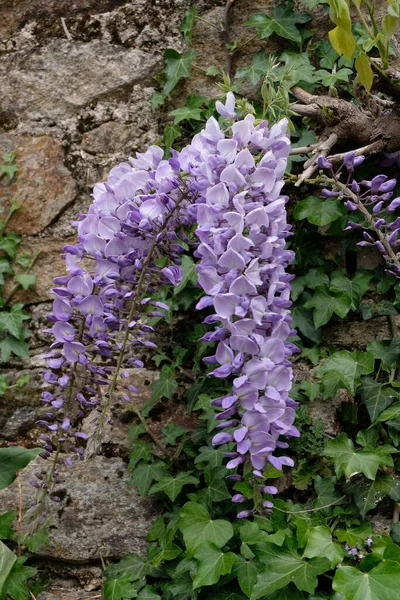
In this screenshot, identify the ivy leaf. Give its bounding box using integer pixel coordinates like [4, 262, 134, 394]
[232, 556, 260, 597]
[128, 461, 167, 496]
[361, 300, 397, 320]
[0, 259, 12, 286]
[105, 552, 150, 580]
[1, 556, 37, 600]
[163, 124, 181, 154]
[236, 51, 269, 85]
[169, 105, 203, 124]
[304, 290, 351, 328]
[245, 13, 274, 39]
[367, 339, 400, 369]
[162, 49, 196, 96]
[0, 163, 18, 180]
[279, 52, 316, 85]
[103, 574, 138, 600]
[149, 472, 199, 501]
[24, 528, 49, 552]
[318, 351, 374, 395]
[0, 337, 29, 363]
[0, 447, 42, 491]
[372, 402, 400, 425]
[128, 441, 153, 469]
[0, 513, 14, 540]
[151, 92, 165, 110]
[303, 526, 345, 567]
[192, 542, 237, 588]
[150, 365, 178, 403]
[213, 592, 247, 600]
[137, 586, 161, 600]
[194, 446, 224, 468]
[0, 312, 25, 338]
[162, 424, 188, 446]
[181, 6, 196, 43]
[197, 465, 231, 503]
[179, 502, 234, 554]
[345, 475, 400, 518]
[317, 38, 340, 69]
[251, 543, 330, 598]
[294, 196, 345, 226]
[356, 428, 379, 448]
[323, 433, 380, 480]
[0, 540, 17, 596]
[0, 234, 20, 259]
[291, 305, 322, 343]
[246, 3, 311, 44]
[333, 560, 400, 600]
[15, 274, 36, 290]
[330, 271, 371, 310]
[149, 541, 182, 566]
[304, 268, 330, 291]
[267, 586, 307, 599]
[359, 378, 398, 422]
[335, 523, 373, 548]
[164, 573, 196, 600]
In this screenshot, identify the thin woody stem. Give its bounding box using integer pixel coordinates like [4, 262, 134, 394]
[94, 191, 189, 443]
[222, 0, 235, 77]
[328, 140, 386, 164]
[295, 134, 338, 187]
[326, 177, 400, 266]
[130, 405, 169, 457]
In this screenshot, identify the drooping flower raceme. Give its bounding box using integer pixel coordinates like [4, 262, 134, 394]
[35, 145, 195, 515]
[35, 93, 298, 521]
[318, 152, 400, 275]
[181, 105, 299, 502]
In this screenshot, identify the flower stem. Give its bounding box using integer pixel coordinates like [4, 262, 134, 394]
[93, 193, 188, 443]
[326, 177, 400, 267]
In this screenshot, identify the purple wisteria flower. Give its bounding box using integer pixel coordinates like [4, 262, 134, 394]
[181, 101, 299, 503]
[318, 152, 400, 275]
[35, 143, 194, 512]
[34, 92, 299, 521]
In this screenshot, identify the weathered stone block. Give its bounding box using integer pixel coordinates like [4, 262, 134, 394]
[0, 455, 155, 561]
[0, 41, 160, 121]
[0, 135, 77, 235]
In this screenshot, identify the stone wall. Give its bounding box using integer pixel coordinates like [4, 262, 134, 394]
[0, 1, 221, 595]
[0, 1, 396, 596]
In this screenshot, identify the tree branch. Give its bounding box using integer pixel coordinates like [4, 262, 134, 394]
[222, 0, 235, 77]
[295, 133, 338, 187]
[328, 139, 386, 164]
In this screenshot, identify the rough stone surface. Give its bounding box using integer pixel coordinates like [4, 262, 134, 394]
[81, 121, 142, 155]
[0, 407, 37, 440]
[0, 0, 120, 39]
[3, 237, 76, 304]
[323, 315, 399, 348]
[38, 592, 100, 600]
[0, 135, 77, 235]
[0, 41, 160, 122]
[0, 456, 156, 561]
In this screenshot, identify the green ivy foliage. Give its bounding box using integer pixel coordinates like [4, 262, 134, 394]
[101, 1, 400, 598]
[0, 152, 38, 394]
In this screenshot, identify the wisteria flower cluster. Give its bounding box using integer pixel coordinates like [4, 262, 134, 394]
[184, 94, 299, 513]
[318, 152, 400, 273]
[36, 93, 298, 518]
[33, 146, 194, 520]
